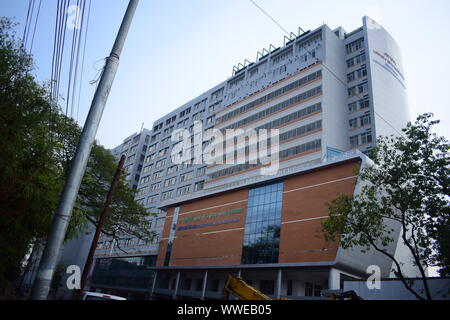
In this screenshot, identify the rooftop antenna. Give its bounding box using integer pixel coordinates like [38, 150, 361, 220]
[298, 27, 305, 36]
[256, 47, 269, 61]
[140, 122, 144, 132]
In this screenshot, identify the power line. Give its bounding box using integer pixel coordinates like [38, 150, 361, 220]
[48, 0, 62, 137]
[76, 0, 92, 122]
[23, 0, 34, 47]
[53, 0, 63, 103]
[48, 0, 90, 122]
[68, 0, 87, 119]
[55, 0, 70, 107]
[25, 0, 36, 46]
[65, 0, 81, 117]
[249, 0, 290, 35]
[50, 0, 64, 105]
[29, 0, 42, 54]
[70, 0, 87, 119]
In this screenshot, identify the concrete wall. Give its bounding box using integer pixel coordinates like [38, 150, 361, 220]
[363, 16, 410, 139]
[321, 25, 350, 153]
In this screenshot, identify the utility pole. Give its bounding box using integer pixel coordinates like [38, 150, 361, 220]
[74, 155, 125, 300]
[31, 0, 139, 300]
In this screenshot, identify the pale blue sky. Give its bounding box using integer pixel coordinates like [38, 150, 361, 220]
[2, 0, 450, 149]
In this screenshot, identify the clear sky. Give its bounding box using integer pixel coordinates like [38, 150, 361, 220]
[2, 0, 450, 149]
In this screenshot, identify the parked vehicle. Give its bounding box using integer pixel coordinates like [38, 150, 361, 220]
[81, 291, 127, 300]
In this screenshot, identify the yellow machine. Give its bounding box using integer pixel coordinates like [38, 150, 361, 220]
[223, 275, 291, 300]
[223, 274, 362, 300]
[321, 289, 363, 300]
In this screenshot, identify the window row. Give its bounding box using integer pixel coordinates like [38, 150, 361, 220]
[211, 87, 224, 101]
[223, 81, 322, 131]
[193, 109, 205, 121]
[279, 139, 321, 159]
[154, 99, 218, 135]
[217, 70, 322, 124]
[207, 139, 321, 180]
[194, 98, 207, 110]
[348, 99, 370, 112]
[272, 47, 293, 66]
[346, 37, 365, 54]
[206, 114, 215, 125]
[147, 184, 192, 201]
[129, 144, 139, 154]
[279, 119, 322, 141]
[228, 75, 245, 90]
[297, 32, 322, 53]
[347, 53, 366, 68]
[347, 67, 367, 82]
[208, 101, 221, 114]
[153, 123, 163, 132]
[136, 187, 148, 196]
[140, 170, 160, 185]
[349, 114, 371, 129]
[222, 119, 322, 161]
[148, 143, 158, 152]
[146, 181, 205, 204]
[350, 131, 373, 147]
[167, 165, 205, 177]
[152, 133, 162, 143]
[166, 115, 177, 126]
[348, 82, 368, 97]
[163, 126, 174, 136]
[298, 49, 316, 63]
[179, 107, 191, 118]
[177, 117, 190, 129]
[253, 102, 322, 132]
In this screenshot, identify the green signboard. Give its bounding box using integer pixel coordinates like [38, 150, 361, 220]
[178, 208, 242, 224]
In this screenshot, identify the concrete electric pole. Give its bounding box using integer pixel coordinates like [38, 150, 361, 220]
[31, 0, 139, 300]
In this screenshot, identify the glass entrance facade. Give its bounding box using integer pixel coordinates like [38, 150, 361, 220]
[91, 255, 157, 289]
[241, 181, 283, 264]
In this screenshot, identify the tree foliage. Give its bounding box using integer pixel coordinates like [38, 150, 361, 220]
[321, 114, 450, 300]
[0, 17, 155, 296]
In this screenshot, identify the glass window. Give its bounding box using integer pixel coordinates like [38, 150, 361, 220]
[242, 181, 283, 264]
[91, 256, 157, 289]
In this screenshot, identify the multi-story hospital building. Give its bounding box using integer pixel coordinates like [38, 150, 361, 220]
[86, 16, 414, 299]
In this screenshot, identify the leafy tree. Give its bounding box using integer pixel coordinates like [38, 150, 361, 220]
[0, 17, 61, 295]
[321, 114, 450, 300]
[58, 115, 155, 244]
[0, 17, 155, 297]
